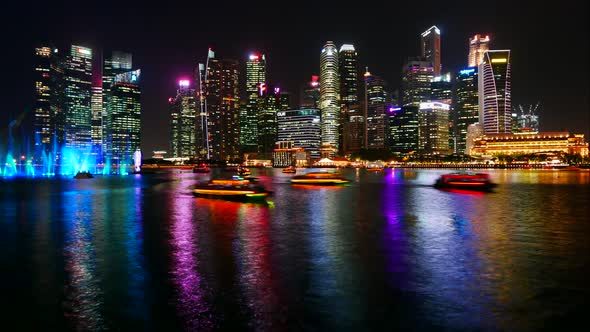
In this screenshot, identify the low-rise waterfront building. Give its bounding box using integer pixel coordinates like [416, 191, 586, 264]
[470, 132, 588, 157]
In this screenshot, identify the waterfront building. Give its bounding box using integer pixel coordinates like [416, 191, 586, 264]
[421, 26, 441, 75]
[272, 141, 308, 167]
[319, 41, 340, 156]
[401, 57, 434, 107]
[431, 73, 454, 152]
[339, 44, 360, 153]
[90, 85, 103, 159]
[455, 68, 480, 154]
[389, 105, 419, 153]
[204, 56, 240, 161]
[105, 70, 141, 164]
[64, 45, 93, 150]
[365, 72, 389, 149]
[240, 53, 266, 153]
[478, 50, 512, 134]
[169, 80, 197, 158]
[257, 87, 288, 159]
[470, 132, 588, 157]
[277, 109, 321, 159]
[465, 123, 483, 155]
[32, 46, 60, 158]
[468, 34, 491, 67]
[418, 102, 451, 155]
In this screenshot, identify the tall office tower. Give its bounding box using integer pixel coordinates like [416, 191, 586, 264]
[338, 44, 359, 153]
[90, 85, 103, 159]
[401, 57, 434, 107]
[257, 87, 287, 159]
[319, 41, 340, 156]
[431, 73, 454, 152]
[63, 45, 93, 150]
[106, 70, 141, 164]
[421, 26, 441, 75]
[102, 51, 132, 158]
[277, 109, 322, 159]
[240, 53, 266, 153]
[389, 105, 419, 153]
[300, 76, 320, 108]
[515, 103, 540, 132]
[418, 102, 450, 155]
[455, 68, 479, 154]
[478, 50, 512, 134]
[365, 72, 389, 149]
[33, 46, 58, 157]
[169, 80, 197, 158]
[203, 56, 240, 161]
[468, 34, 491, 67]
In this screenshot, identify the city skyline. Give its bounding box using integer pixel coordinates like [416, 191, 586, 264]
[3, 1, 588, 155]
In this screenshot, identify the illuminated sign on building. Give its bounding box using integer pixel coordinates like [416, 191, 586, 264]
[178, 79, 189, 87]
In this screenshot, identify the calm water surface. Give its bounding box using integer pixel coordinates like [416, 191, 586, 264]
[1, 169, 588, 331]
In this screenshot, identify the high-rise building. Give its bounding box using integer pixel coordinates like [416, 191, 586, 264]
[64, 45, 93, 150]
[455, 68, 480, 154]
[257, 87, 288, 159]
[203, 56, 240, 161]
[240, 53, 266, 153]
[389, 105, 419, 153]
[401, 58, 434, 107]
[90, 85, 103, 159]
[338, 44, 359, 153]
[300, 75, 320, 109]
[431, 73, 454, 152]
[514, 103, 540, 133]
[468, 34, 491, 67]
[106, 70, 141, 164]
[421, 26, 441, 75]
[33, 46, 58, 157]
[169, 80, 197, 158]
[365, 72, 389, 149]
[319, 41, 340, 156]
[418, 102, 451, 155]
[478, 50, 512, 134]
[277, 109, 322, 159]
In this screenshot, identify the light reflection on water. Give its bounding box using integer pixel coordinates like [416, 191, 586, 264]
[0, 169, 588, 330]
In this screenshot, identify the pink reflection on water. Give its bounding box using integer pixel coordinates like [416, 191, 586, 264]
[170, 190, 212, 330]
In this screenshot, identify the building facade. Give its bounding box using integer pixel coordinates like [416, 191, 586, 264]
[257, 88, 288, 159]
[421, 26, 441, 75]
[470, 132, 588, 157]
[64, 45, 93, 151]
[338, 44, 360, 153]
[389, 105, 419, 153]
[455, 68, 480, 154]
[169, 80, 197, 158]
[277, 109, 322, 159]
[468, 34, 491, 67]
[32, 46, 58, 158]
[418, 102, 451, 155]
[319, 41, 340, 156]
[478, 50, 512, 135]
[365, 73, 388, 149]
[401, 58, 434, 107]
[240, 53, 266, 153]
[300, 76, 320, 109]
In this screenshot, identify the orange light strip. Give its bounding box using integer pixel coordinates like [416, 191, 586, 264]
[194, 189, 256, 195]
[291, 179, 348, 184]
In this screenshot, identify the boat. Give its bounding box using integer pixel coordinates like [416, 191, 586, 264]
[290, 172, 350, 185]
[237, 166, 251, 176]
[282, 166, 296, 173]
[193, 175, 271, 201]
[192, 164, 211, 173]
[366, 166, 384, 171]
[434, 171, 496, 191]
[74, 171, 94, 179]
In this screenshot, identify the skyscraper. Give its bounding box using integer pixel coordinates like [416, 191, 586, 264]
[319, 41, 340, 156]
[90, 85, 103, 159]
[421, 26, 441, 75]
[418, 102, 450, 155]
[169, 80, 197, 158]
[277, 109, 322, 159]
[389, 105, 419, 153]
[300, 76, 320, 109]
[32, 46, 57, 157]
[257, 87, 288, 159]
[64, 45, 93, 151]
[431, 73, 454, 152]
[455, 68, 479, 154]
[365, 72, 389, 149]
[203, 55, 240, 161]
[478, 50, 512, 134]
[106, 70, 141, 164]
[468, 34, 491, 67]
[338, 44, 359, 153]
[240, 53, 266, 153]
[401, 57, 434, 107]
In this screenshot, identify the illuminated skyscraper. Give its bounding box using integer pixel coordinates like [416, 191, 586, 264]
[365, 72, 389, 149]
[300, 76, 320, 109]
[401, 57, 434, 107]
[33, 46, 59, 157]
[204, 56, 240, 161]
[257, 87, 288, 159]
[339, 44, 360, 153]
[90, 85, 103, 158]
[418, 102, 451, 155]
[468, 34, 490, 67]
[478, 50, 512, 134]
[455, 68, 479, 154]
[106, 70, 141, 164]
[278, 109, 321, 159]
[389, 105, 419, 153]
[240, 53, 266, 153]
[421, 26, 441, 75]
[319, 41, 340, 156]
[64, 45, 93, 150]
[169, 80, 197, 158]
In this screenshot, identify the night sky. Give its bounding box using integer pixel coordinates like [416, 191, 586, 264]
[2, 0, 588, 154]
